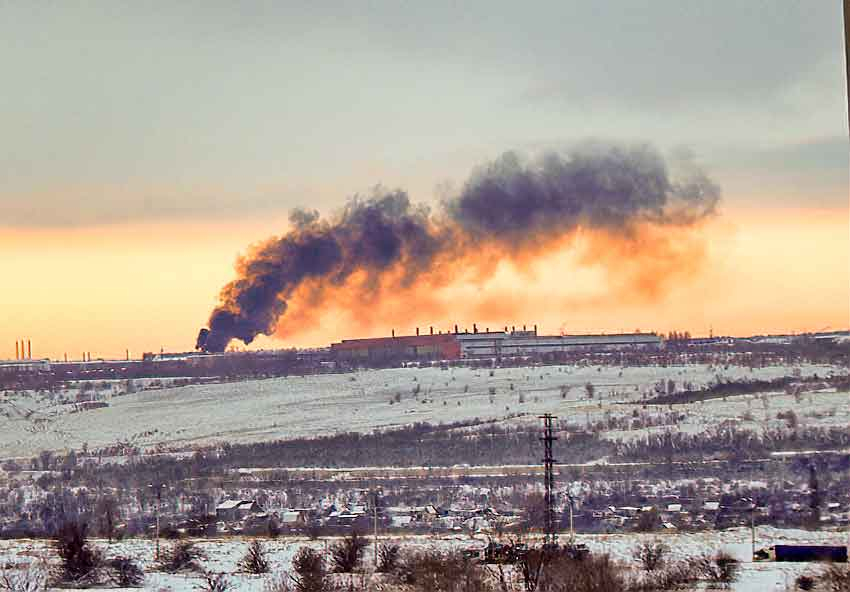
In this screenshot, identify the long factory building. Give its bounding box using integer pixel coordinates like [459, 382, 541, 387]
[330, 326, 663, 362]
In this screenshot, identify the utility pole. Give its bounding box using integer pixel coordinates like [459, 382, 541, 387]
[741, 497, 755, 560]
[150, 483, 164, 561]
[372, 488, 380, 569]
[539, 414, 558, 546]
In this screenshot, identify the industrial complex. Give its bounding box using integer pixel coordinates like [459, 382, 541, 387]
[330, 326, 663, 362]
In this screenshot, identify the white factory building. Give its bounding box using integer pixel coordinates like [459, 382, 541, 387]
[455, 329, 662, 358]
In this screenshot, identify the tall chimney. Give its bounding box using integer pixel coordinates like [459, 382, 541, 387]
[27, 340, 31, 359]
[523, 325, 526, 332]
[534, 324, 538, 335]
[391, 329, 395, 338]
[64, 353, 67, 362]
[416, 327, 419, 336]
[473, 323, 478, 334]
[454, 324, 458, 334]
[126, 349, 129, 361]
[430, 326, 433, 335]
[15, 341, 19, 360]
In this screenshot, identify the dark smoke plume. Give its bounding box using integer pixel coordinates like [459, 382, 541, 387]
[198, 142, 720, 352]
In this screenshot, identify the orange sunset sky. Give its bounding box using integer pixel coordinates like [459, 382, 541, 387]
[1, 3, 848, 360]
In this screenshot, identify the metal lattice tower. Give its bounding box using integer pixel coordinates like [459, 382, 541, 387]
[539, 413, 558, 545]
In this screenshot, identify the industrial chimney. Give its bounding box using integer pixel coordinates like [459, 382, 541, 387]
[416, 327, 420, 336]
[391, 329, 395, 338]
[454, 324, 458, 334]
[473, 323, 478, 334]
[430, 326, 433, 335]
[15, 341, 19, 360]
[534, 324, 538, 335]
[27, 340, 31, 359]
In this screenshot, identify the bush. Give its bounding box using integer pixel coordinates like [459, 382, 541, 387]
[263, 574, 294, 592]
[537, 553, 626, 592]
[330, 532, 368, 573]
[795, 574, 815, 591]
[157, 541, 205, 573]
[694, 551, 739, 588]
[239, 540, 270, 575]
[291, 547, 327, 592]
[53, 520, 103, 586]
[0, 562, 47, 592]
[196, 571, 231, 592]
[820, 564, 850, 592]
[633, 540, 668, 572]
[628, 559, 697, 592]
[376, 543, 400, 573]
[105, 556, 144, 587]
[396, 549, 494, 592]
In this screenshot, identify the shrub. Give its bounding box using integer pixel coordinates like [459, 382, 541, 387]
[629, 559, 697, 592]
[633, 540, 668, 572]
[538, 553, 626, 592]
[239, 540, 271, 575]
[106, 556, 144, 587]
[795, 574, 815, 591]
[263, 574, 294, 592]
[330, 532, 368, 573]
[694, 551, 739, 588]
[158, 541, 205, 573]
[820, 564, 850, 592]
[53, 520, 103, 586]
[0, 561, 47, 592]
[196, 571, 231, 592]
[376, 543, 400, 573]
[291, 547, 327, 592]
[396, 549, 494, 592]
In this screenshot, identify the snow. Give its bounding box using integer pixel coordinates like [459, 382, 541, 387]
[0, 363, 843, 459]
[1, 527, 847, 591]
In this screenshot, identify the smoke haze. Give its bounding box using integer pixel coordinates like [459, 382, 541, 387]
[197, 142, 720, 352]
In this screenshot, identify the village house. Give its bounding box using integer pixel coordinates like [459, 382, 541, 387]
[215, 499, 262, 522]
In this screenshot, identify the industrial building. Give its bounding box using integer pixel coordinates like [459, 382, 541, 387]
[330, 326, 662, 362]
[331, 332, 461, 362]
[457, 328, 662, 358]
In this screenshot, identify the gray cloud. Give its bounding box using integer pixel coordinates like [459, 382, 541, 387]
[0, 1, 844, 227]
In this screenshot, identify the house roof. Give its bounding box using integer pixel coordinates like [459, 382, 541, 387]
[216, 500, 255, 510]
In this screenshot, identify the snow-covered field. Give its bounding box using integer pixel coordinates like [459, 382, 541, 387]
[1, 527, 847, 591]
[0, 363, 844, 458]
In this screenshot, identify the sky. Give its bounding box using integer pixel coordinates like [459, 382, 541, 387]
[1, 1, 848, 359]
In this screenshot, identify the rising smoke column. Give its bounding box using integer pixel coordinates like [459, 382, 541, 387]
[197, 142, 720, 352]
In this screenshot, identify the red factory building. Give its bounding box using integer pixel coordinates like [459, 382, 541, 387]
[331, 330, 461, 362]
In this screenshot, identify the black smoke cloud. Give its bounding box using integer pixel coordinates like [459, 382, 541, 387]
[197, 142, 720, 352]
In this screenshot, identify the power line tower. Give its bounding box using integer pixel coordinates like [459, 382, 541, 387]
[539, 413, 558, 545]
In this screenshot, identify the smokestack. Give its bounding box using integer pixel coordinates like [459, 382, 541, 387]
[454, 324, 458, 334]
[64, 353, 67, 362]
[473, 323, 478, 334]
[198, 142, 721, 351]
[416, 327, 419, 336]
[430, 326, 433, 335]
[523, 325, 526, 332]
[126, 349, 130, 361]
[27, 340, 31, 359]
[15, 341, 19, 360]
[391, 329, 395, 338]
[534, 324, 538, 335]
